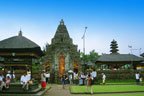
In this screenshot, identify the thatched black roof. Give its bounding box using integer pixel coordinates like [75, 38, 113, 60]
[97, 54, 143, 62]
[0, 32, 39, 49]
[0, 31, 43, 56]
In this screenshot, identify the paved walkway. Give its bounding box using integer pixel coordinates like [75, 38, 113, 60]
[44, 84, 74, 96]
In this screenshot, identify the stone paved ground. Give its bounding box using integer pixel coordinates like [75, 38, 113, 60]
[44, 84, 74, 96]
[44, 84, 93, 96]
[44, 84, 144, 96]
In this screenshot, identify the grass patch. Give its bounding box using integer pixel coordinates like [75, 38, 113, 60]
[70, 85, 144, 94]
[75, 93, 144, 96]
[105, 82, 136, 85]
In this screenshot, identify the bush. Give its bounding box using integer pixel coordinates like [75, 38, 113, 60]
[97, 70, 144, 81]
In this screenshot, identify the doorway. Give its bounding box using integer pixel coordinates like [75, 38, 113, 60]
[59, 53, 65, 77]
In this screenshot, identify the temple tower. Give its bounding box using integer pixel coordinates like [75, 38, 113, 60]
[44, 19, 80, 77]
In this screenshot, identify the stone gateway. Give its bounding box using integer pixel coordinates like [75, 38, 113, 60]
[43, 19, 80, 77]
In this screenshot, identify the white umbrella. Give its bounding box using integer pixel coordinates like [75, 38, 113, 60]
[68, 70, 73, 73]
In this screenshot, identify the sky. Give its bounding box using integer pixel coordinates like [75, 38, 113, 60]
[0, 0, 144, 56]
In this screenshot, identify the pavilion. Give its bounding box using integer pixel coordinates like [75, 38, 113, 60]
[96, 39, 143, 70]
[0, 30, 43, 78]
[96, 53, 143, 70]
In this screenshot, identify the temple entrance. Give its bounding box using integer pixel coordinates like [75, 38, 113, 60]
[59, 53, 65, 77]
[73, 61, 79, 73]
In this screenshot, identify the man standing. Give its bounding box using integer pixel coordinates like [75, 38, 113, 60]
[135, 72, 140, 85]
[91, 69, 97, 84]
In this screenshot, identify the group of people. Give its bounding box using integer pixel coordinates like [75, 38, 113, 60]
[0, 71, 14, 91]
[20, 70, 51, 91]
[72, 70, 106, 85]
[2, 69, 143, 94]
[61, 72, 96, 94]
[0, 70, 33, 91]
[60, 69, 106, 93]
[0, 69, 50, 92]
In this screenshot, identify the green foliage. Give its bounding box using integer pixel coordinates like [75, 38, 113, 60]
[80, 49, 100, 63]
[89, 50, 100, 62]
[96, 70, 144, 80]
[32, 63, 41, 73]
[80, 50, 100, 71]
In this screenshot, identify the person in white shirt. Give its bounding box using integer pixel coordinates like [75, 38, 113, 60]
[0, 74, 6, 91]
[135, 72, 140, 85]
[102, 73, 106, 85]
[73, 72, 78, 84]
[45, 71, 50, 84]
[91, 69, 97, 84]
[27, 73, 31, 82]
[80, 72, 86, 85]
[20, 72, 29, 90]
[12, 73, 15, 79]
[6, 71, 11, 79]
[69, 73, 73, 85]
[27, 70, 31, 80]
[0, 74, 4, 81]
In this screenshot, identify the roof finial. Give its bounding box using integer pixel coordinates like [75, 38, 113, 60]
[113, 39, 115, 41]
[60, 19, 64, 25]
[18, 29, 22, 36]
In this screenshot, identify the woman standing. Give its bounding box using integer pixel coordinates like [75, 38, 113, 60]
[86, 74, 93, 94]
[41, 70, 47, 90]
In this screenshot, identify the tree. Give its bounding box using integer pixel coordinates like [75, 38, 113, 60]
[80, 49, 100, 68]
[89, 50, 100, 63]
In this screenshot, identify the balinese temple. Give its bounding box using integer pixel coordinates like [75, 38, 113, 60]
[43, 19, 80, 77]
[0, 30, 43, 77]
[96, 39, 143, 70]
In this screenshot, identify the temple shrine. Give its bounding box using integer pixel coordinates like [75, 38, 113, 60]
[43, 19, 80, 77]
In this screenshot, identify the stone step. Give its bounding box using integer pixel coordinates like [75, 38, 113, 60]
[1, 83, 40, 93]
[0, 88, 49, 96]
